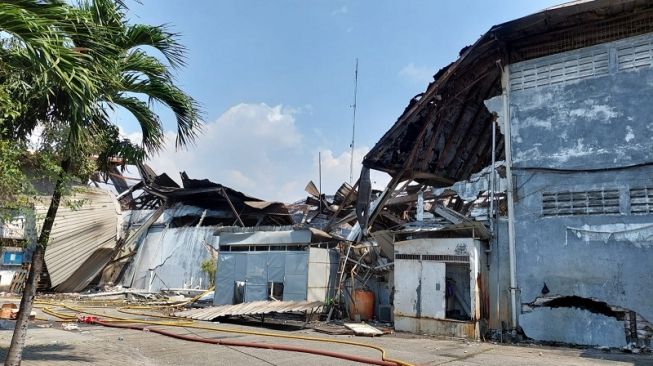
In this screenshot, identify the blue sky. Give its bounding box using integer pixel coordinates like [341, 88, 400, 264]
[119, 0, 560, 202]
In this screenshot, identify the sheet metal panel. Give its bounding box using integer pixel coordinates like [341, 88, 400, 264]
[175, 300, 323, 320]
[40, 188, 121, 290]
[420, 261, 446, 318]
[219, 229, 311, 246]
[214, 250, 310, 305]
[125, 226, 217, 292]
[283, 252, 308, 301]
[215, 253, 236, 305]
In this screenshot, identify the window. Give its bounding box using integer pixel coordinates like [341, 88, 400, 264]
[542, 189, 620, 217]
[630, 187, 653, 215]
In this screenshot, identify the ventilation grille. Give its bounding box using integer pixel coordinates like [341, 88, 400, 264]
[630, 187, 653, 215]
[395, 254, 420, 260]
[617, 38, 653, 71]
[395, 254, 469, 263]
[422, 254, 469, 263]
[542, 189, 620, 217]
[511, 50, 609, 91]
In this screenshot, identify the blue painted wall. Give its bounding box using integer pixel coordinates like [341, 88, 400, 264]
[507, 33, 653, 346]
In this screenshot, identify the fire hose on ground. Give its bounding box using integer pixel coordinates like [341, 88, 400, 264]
[35, 302, 415, 366]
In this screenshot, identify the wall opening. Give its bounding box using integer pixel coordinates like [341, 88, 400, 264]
[268, 282, 284, 301]
[524, 295, 653, 347]
[445, 263, 471, 321]
[539, 296, 623, 319]
[233, 281, 245, 304]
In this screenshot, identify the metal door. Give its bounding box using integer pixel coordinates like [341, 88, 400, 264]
[420, 261, 446, 318]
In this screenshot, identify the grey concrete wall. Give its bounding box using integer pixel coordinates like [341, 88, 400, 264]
[509, 33, 653, 170]
[512, 168, 653, 346]
[507, 33, 653, 346]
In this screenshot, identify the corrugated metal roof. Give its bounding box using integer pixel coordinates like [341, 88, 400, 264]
[174, 300, 323, 320]
[40, 188, 121, 290]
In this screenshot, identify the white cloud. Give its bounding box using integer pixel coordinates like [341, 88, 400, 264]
[332, 5, 348, 15]
[128, 102, 386, 203]
[315, 147, 391, 195]
[398, 62, 434, 85]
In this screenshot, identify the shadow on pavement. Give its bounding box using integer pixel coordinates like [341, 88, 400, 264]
[0, 343, 94, 363]
[579, 349, 653, 366]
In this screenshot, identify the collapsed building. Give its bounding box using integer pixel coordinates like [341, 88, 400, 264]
[357, 0, 653, 348]
[0, 0, 652, 350]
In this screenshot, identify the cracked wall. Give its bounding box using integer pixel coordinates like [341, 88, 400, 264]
[506, 33, 653, 347]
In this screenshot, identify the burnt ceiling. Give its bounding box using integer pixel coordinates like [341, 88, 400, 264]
[363, 0, 653, 186]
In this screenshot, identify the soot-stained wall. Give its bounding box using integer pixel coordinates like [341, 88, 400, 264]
[507, 32, 653, 346]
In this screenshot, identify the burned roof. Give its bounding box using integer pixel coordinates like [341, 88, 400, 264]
[363, 0, 653, 185]
[137, 168, 293, 226]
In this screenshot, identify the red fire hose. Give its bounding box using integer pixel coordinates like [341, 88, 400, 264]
[89, 318, 399, 366]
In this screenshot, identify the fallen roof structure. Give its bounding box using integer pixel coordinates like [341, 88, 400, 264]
[132, 168, 294, 227]
[42, 188, 122, 292]
[174, 300, 324, 320]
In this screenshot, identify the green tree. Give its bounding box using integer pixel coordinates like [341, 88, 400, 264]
[2, 1, 202, 364]
[200, 258, 217, 288]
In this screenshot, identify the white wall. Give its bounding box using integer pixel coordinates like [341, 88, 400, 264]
[394, 238, 482, 321]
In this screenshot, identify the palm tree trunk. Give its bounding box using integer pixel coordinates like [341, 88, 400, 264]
[4, 160, 69, 366]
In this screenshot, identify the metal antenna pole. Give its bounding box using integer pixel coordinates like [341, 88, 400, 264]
[318, 151, 322, 213]
[349, 58, 359, 185]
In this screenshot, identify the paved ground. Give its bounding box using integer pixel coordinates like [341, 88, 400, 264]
[0, 305, 649, 365]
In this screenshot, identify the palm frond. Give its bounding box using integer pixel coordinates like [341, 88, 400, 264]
[111, 94, 165, 152]
[122, 49, 172, 81]
[124, 23, 186, 68]
[123, 78, 202, 148]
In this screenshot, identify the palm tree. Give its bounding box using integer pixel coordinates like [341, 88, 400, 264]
[4, 1, 201, 364]
[0, 0, 103, 132]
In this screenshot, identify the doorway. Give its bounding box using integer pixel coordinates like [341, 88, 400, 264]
[445, 263, 471, 320]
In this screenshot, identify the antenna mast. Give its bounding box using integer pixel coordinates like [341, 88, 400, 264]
[349, 58, 358, 185]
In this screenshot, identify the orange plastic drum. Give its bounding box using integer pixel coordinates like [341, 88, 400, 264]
[349, 289, 374, 321]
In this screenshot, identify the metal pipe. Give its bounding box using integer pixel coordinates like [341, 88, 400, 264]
[501, 64, 519, 329]
[220, 187, 244, 227]
[489, 116, 496, 240]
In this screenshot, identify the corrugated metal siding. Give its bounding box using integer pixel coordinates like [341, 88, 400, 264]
[39, 188, 120, 289]
[174, 300, 324, 320]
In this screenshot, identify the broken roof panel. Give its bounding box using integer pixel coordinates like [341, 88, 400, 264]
[41, 188, 122, 292]
[174, 300, 324, 320]
[136, 168, 293, 226]
[215, 225, 335, 246]
[218, 228, 312, 246]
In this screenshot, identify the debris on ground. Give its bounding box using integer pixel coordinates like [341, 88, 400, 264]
[344, 322, 384, 337]
[61, 323, 80, 331]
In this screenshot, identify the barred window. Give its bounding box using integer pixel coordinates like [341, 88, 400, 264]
[630, 187, 653, 215]
[542, 189, 620, 217]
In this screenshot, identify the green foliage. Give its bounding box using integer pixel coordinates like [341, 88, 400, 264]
[0, 0, 203, 209]
[0, 140, 32, 207]
[1, 2, 203, 364]
[200, 258, 217, 288]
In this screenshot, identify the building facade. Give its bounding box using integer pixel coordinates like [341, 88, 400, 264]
[502, 32, 653, 347]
